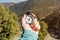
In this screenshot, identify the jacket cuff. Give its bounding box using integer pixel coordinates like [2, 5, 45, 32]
[23, 30, 38, 40]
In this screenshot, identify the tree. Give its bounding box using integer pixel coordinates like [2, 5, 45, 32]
[0, 5, 20, 40]
[38, 21, 48, 40]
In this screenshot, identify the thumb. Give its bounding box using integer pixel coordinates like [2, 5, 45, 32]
[33, 18, 40, 30]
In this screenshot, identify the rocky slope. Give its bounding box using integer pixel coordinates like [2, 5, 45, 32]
[44, 9, 60, 39]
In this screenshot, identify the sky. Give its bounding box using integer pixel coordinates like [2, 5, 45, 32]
[0, 0, 27, 3]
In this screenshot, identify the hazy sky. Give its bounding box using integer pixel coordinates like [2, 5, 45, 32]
[0, 0, 27, 3]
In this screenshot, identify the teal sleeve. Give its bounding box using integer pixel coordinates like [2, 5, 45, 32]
[19, 30, 38, 40]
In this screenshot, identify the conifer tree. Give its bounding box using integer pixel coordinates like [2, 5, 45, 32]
[0, 5, 20, 40]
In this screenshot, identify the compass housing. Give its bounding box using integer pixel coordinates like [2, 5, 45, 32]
[26, 15, 34, 24]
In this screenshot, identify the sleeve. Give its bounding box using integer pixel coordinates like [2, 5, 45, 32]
[19, 30, 38, 40]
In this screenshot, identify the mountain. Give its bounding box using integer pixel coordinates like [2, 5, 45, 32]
[1, 0, 60, 21]
[30, 0, 60, 19]
[9, 1, 32, 20]
[0, 2, 15, 6]
[9, 0, 60, 20]
[0, 0, 60, 19]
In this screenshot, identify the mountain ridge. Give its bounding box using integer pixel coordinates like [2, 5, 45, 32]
[0, 2, 15, 6]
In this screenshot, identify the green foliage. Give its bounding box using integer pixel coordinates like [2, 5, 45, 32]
[0, 5, 20, 40]
[38, 21, 48, 40]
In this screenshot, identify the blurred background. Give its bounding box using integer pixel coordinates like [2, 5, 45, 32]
[0, 0, 60, 40]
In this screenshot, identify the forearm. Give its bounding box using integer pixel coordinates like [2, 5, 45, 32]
[20, 30, 38, 40]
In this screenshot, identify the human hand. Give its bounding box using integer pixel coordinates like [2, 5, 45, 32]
[22, 13, 40, 34]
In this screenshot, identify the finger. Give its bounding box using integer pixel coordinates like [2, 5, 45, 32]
[33, 18, 40, 30]
[22, 14, 26, 20]
[33, 18, 38, 24]
[35, 22, 40, 29]
[31, 13, 36, 17]
[37, 22, 41, 30]
[22, 14, 26, 25]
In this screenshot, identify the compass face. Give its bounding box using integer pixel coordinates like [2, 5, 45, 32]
[26, 15, 33, 24]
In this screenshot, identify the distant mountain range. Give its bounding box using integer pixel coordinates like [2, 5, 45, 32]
[0, 1, 31, 19]
[0, 2, 15, 6]
[0, 0, 60, 19]
[9, 0, 32, 18]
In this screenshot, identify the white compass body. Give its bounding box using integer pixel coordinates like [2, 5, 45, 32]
[26, 15, 34, 24]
